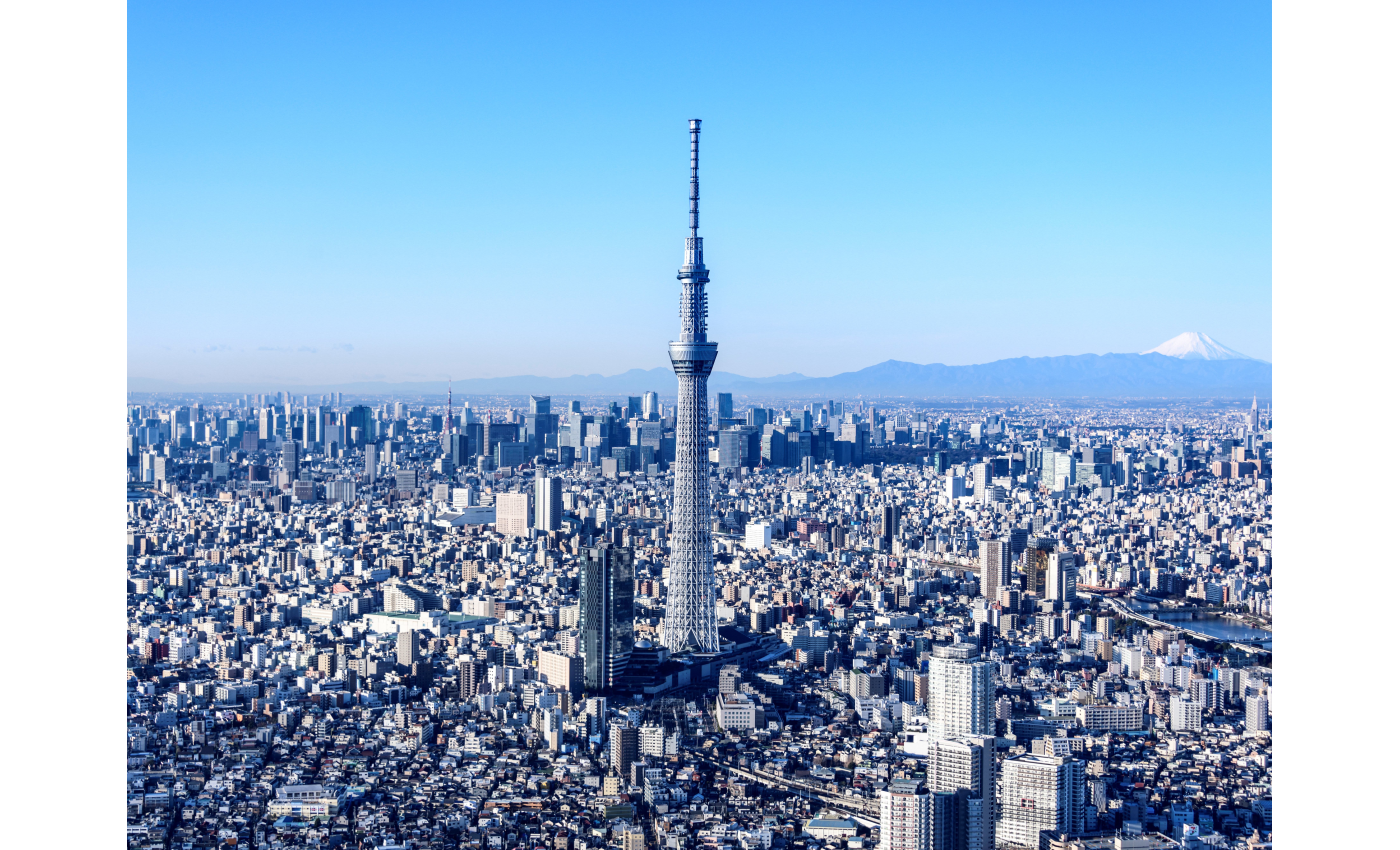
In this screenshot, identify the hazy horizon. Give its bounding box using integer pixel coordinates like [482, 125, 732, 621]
[130, 3, 1271, 386]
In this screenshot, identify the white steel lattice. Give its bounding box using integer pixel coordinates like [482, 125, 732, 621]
[664, 372, 717, 653]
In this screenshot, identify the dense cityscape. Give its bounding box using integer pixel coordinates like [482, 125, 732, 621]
[125, 389, 1273, 850]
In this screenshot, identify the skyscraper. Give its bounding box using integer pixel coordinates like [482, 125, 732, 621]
[364, 442, 377, 481]
[642, 391, 660, 420]
[581, 543, 635, 692]
[1024, 542, 1052, 598]
[663, 119, 719, 655]
[717, 392, 733, 420]
[978, 539, 1010, 600]
[528, 395, 553, 457]
[535, 474, 563, 532]
[927, 644, 995, 741]
[281, 442, 300, 481]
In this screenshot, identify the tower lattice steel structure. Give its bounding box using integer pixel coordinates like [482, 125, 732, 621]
[663, 119, 719, 654]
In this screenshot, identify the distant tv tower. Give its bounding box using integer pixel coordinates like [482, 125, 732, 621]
[662, 119, 719, 655]
[442, 378, 453, 448]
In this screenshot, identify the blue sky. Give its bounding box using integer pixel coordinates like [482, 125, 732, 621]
[129, 2, 1270, 387]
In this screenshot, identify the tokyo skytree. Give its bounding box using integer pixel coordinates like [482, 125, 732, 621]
[662, 119, 719, 654]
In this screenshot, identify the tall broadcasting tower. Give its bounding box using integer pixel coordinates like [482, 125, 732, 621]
[663, 119, 719, 654]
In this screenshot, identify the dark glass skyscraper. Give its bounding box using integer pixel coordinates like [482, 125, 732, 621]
[663, 119, 720, 654]
[581, 543, 635, 692]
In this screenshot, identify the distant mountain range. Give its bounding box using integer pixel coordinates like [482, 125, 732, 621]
[130, 334, 1271, 399]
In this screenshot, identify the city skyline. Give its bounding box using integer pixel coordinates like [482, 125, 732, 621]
[17, 0, 1400, 843]
[129, 3, 1270, 386]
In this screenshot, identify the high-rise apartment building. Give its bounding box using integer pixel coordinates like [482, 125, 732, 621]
[663, 119, 719, 655]
[396, 630, 419, 668]
[978, 539, 1010, 601]
[541, 705, 564, 751]
[927, 644, 995, 741]
[581, 544, 635, 692]
[1245, 694, 1270, 735]
[459, 659, 484, 699]
[535, 474, 562, 532]
[879, 780, 930, 850]
[927, 735, 996, 850]
[1170, 694, 1203, 733]
[995, 754, 1085, 849]
[609, 720, 639, 775]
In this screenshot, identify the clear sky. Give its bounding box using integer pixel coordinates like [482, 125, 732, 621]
[129, 2, 1271, 387]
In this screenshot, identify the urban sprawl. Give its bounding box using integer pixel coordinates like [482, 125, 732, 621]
[126, 392, 1273, 850]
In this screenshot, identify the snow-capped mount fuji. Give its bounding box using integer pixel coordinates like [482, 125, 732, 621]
[1143, 332, 1260, 361]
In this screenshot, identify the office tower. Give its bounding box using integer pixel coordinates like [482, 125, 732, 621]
[538, 650, 583, 694]
[879, 780, 930, 850]
[663, 119, 719, 655]
[978, 539, 1010, 600]
[1245, 694, 1270, 735]
[345, 404, 372, 447]
[528, 396, 553, 456]
[496, 492, 533, 537]
[609, 720, 639, 774]
[581, 544, 635, 691]
[927, 736, 996, 850]
[535, 474, 563, 532]
[626, 396, 643, 420]
[449, 432, 473, 468]
[396, 631, 419, 668]
[642, 391, 660, 420]
[995, 755, 1085, 849]
[1024, 543, 1051, 598]
[717, 392, 733, 420]
[717, 429, 746, 469]
[280, 441, 300, 480]
[1045, 552, 1078, 603]
[926, 644, 994, 741]
[880, 504, 900, 548]
[459, 660, 484, 699]
[364, 442, 377, 481]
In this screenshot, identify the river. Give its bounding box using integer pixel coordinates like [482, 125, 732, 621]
[1127, 599, 1272, 649]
